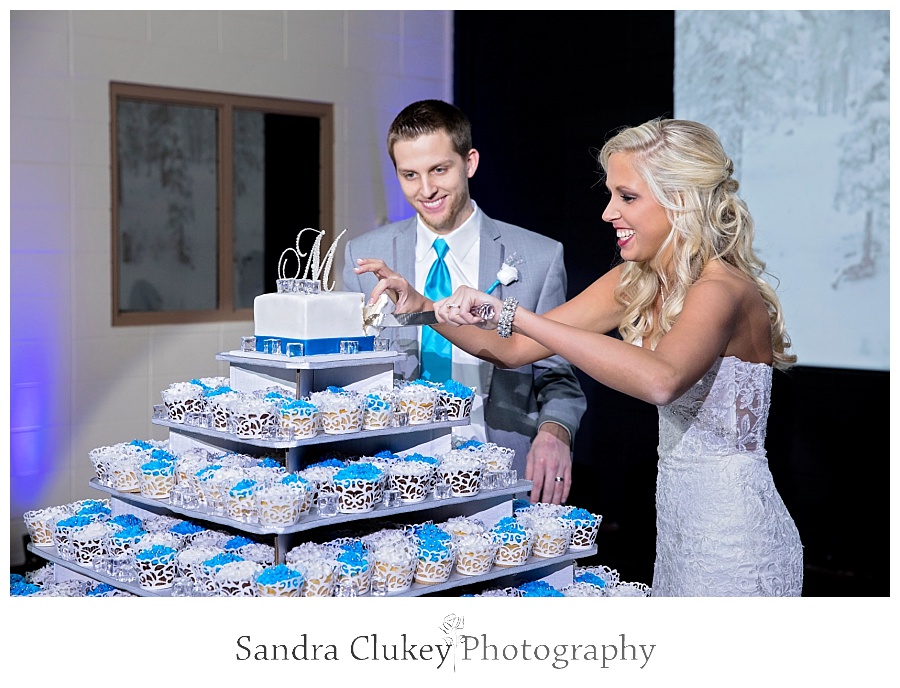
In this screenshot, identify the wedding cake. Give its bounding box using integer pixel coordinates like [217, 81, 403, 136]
[253, 228, 381, 355]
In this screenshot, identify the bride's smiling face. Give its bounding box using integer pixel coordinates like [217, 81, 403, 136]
[601, 152, 672, 265]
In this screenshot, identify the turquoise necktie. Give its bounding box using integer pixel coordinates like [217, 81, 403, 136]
[420, 238, 452, 382]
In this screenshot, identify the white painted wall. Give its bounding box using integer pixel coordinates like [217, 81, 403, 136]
[8, 9, 452, 565]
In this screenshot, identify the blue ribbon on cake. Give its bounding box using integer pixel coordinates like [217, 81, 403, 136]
[254, 335, 375, 356]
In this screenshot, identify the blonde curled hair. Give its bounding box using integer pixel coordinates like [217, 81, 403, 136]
[598, 119, 796, 370]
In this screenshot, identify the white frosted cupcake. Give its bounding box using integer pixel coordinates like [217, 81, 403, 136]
[440, 516, 486, 540]
[388, 459, 434, 503]
[228, 397, 278, 439]
[312, 389, 363, 435]
[438, 450, 485, 497]
[516, 513, 573, 558]
[161, 381, 205, 423]
[297, 559, 339, 597]
[88, 444, 120, 486]
[110, 455, 143, 492]
[206, 389, 242, 432]
[175, 545, 224, 586]
[369, 536, 417, 594]
[396, 381, 438, 425]
[24, 504, 73, 547]
[71, 521, 111, 567]
[454, 533, 499, 576]
[255, 482, 304, 528]
[214, 559, 264, 596]
[482, 443, 516, 473]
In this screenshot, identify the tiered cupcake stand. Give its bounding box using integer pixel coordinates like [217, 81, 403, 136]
[27, 348, 595, 596]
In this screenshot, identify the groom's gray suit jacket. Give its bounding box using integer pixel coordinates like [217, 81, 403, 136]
[342, 213, 586, 471]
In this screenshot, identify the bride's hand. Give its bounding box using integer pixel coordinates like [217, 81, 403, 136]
[354, 258, 430, 313]
[434, 286, 503, 330]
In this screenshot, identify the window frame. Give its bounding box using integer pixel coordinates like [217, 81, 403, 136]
[110, 81, 334, 326]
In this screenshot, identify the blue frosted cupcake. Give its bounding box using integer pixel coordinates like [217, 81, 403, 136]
[256, 563, 305, 597]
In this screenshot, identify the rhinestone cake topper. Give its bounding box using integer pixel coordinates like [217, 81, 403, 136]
[277, 228, 348, 293]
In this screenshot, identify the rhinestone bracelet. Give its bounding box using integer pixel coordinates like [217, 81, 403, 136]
[497, 297, 519, 338]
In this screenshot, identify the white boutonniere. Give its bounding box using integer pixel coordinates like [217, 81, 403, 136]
[486, 252, 524, 294]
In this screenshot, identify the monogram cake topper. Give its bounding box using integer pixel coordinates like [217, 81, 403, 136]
[277, 228, 348, 292]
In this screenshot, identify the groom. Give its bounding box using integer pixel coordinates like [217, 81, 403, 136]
[343, 99, 585, 504]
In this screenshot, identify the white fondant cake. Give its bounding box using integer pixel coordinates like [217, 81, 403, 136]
[254, 290, 367, 341]
[253, 290, 385, 355]
[252, 228, 386, 355]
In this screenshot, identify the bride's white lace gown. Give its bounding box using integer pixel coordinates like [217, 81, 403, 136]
[652, 356, 803, 596]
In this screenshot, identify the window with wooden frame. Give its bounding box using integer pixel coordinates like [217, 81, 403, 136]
[111, 82, 334, 326]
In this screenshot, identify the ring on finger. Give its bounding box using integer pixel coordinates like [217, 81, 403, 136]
[446, 303, 460, 309]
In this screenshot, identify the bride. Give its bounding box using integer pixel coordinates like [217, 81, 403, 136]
[353, 118, 803, 596]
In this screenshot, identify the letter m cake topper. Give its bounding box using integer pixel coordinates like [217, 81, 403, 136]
[278, 228, 348, 291]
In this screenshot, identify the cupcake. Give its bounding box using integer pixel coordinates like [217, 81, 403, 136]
[313, 388, 363, 435]
[438, 380, 476, 420]
[176, 545, 224, 587]
[206, 388, 242, 432]
[88, 444, 119, 486]
[438, 450, 485, 497]
[362, 391, 393, 430]
[228, 397, 278, 439]
[71, 521, 111, 567]
[517, 580, 565, 597]
[559, 507, 602, 550]
[369, 535, 417, 594]
[214, 559, 264, 596]
[332, 462, 383, 514]
[280, 473, 314, 514]
[440, 516, 486, 540]
[396, 381, 438, 425]
[482, 443, 516, 473]
[109, 455, 143, 492]
[388, 459, 434, 503]
[237, 542, 276, 566]
[517, 513, 573, 558]
[255, 482, 304, 529]
[279, 398, 319, 439]
[413, 524, 456, 584]
[335, 542, 372, 595]
[161, 381, 205, 423]
[490, 516, 534, 567]
[454, 533, 499, 576]
[107, 525, 147, 558]
[52, 515, 94, 561]
[138, 454, 177, 499]
[134, 544, 178, 589]
[285, 543, 339, 597]
[256, 564, 305, 597]
[225, 478, 258, 523]
[168, 520, 207, 547]
[24, 504, 73, 548]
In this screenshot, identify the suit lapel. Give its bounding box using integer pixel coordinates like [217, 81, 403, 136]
[478, 214, 503, 395]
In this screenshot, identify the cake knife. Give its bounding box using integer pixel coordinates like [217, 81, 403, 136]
[378, 303, 495, 328]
